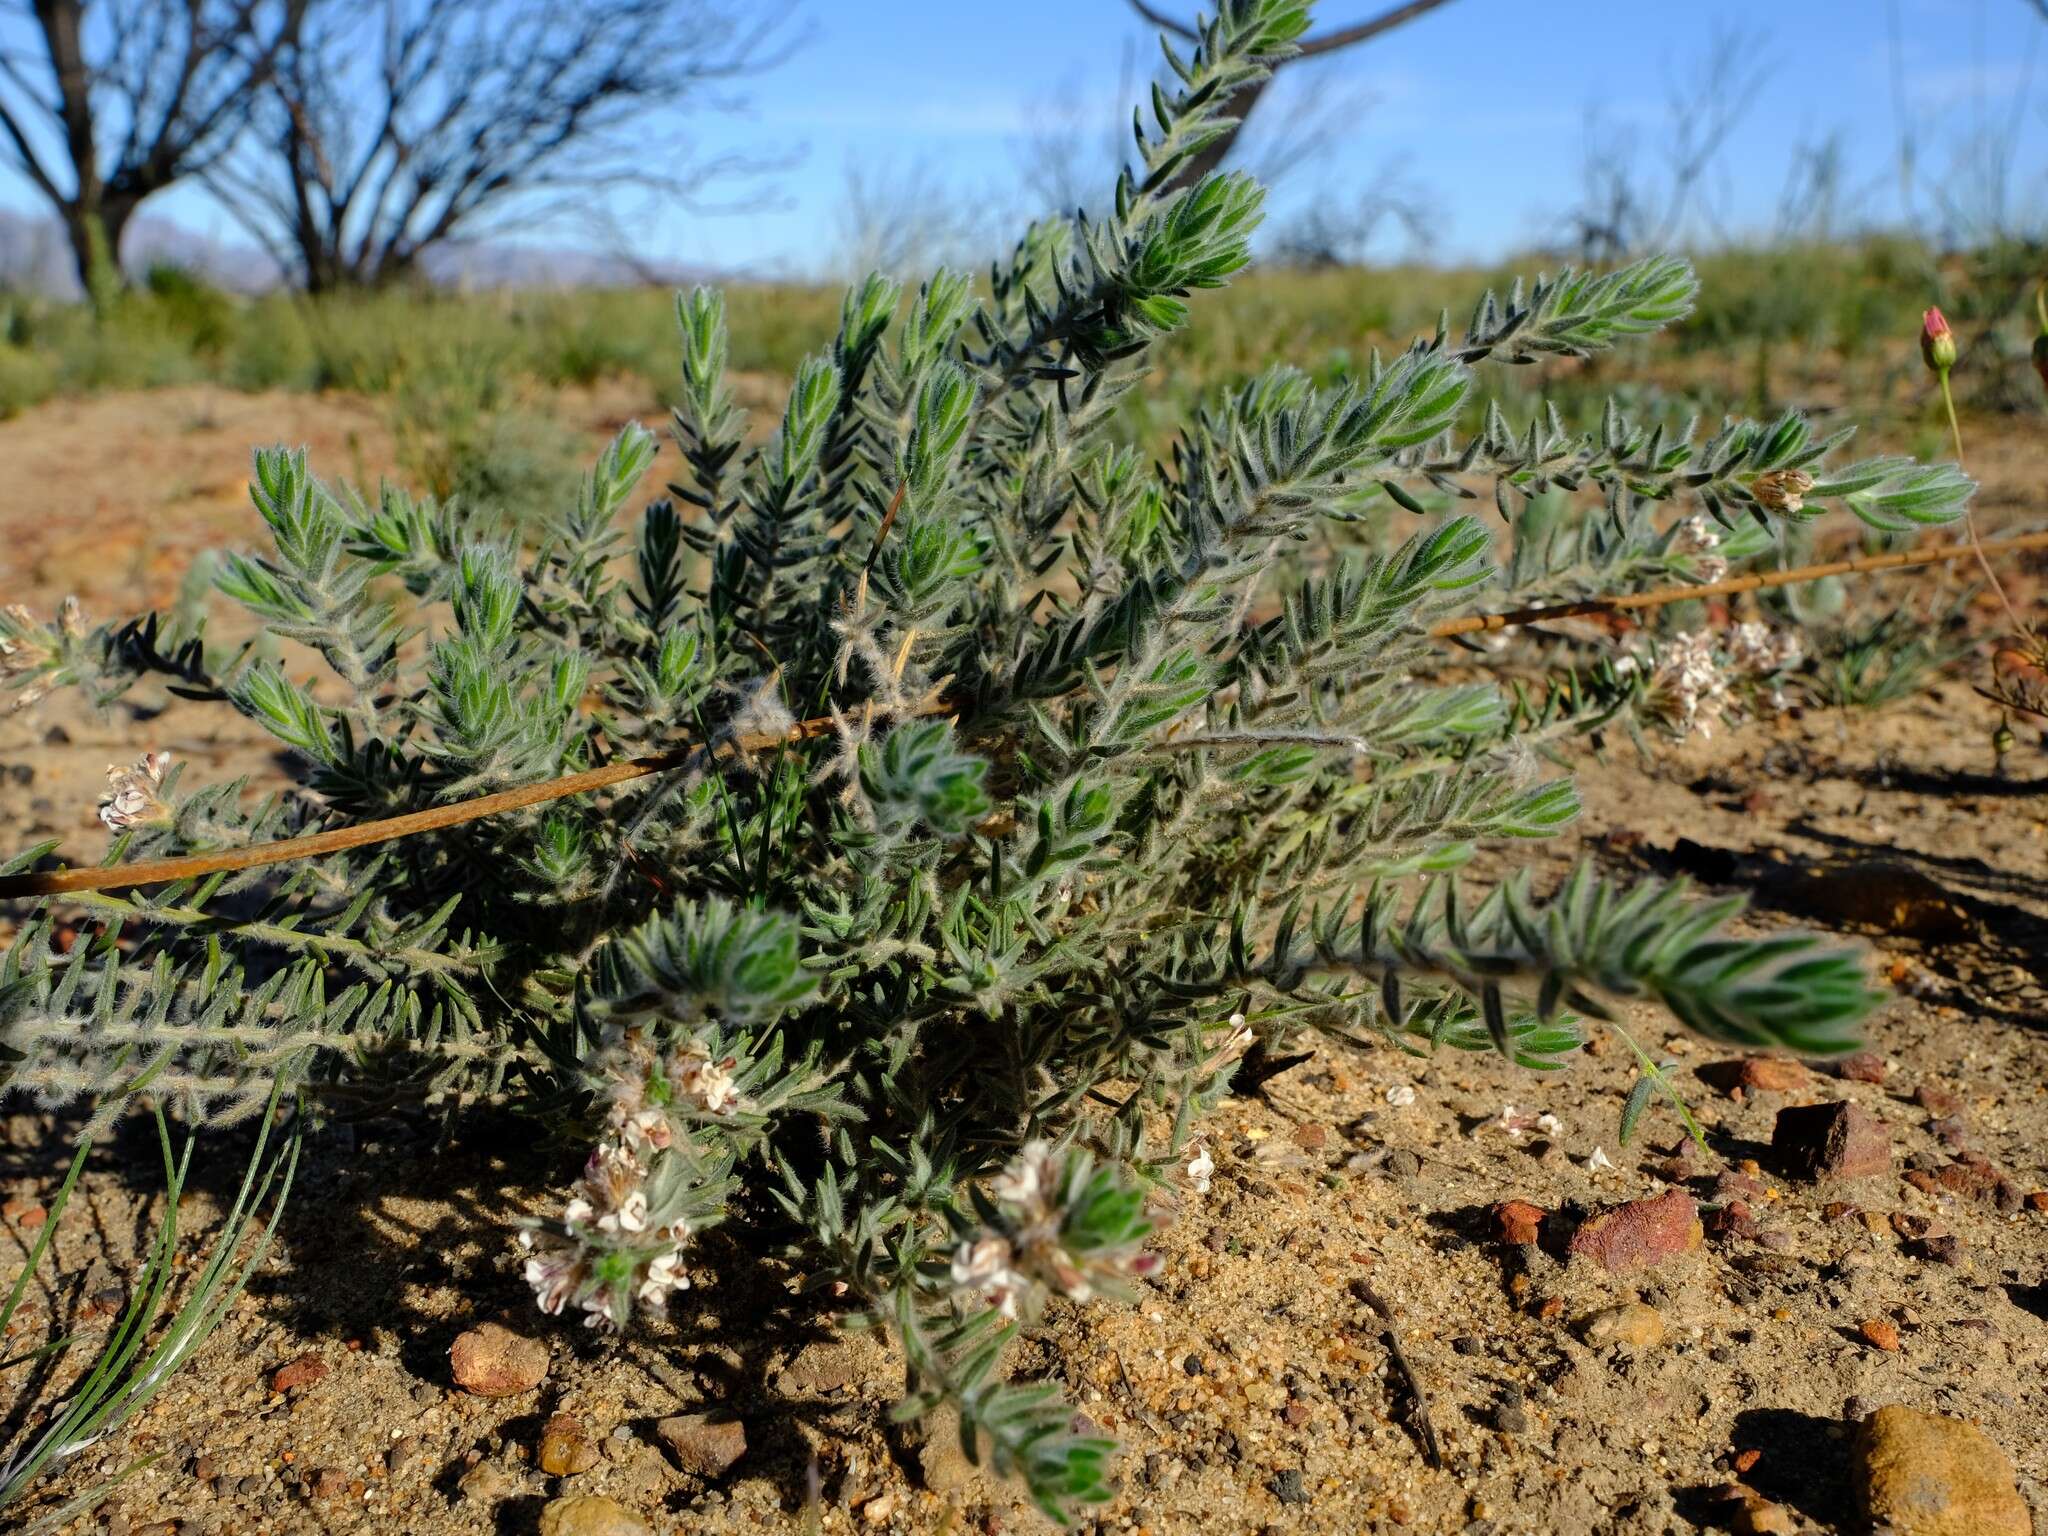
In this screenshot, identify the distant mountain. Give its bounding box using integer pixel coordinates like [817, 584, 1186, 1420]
[0, 208, 709, 296]
[0, 209, 282, 296]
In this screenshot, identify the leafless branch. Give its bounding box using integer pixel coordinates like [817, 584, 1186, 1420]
[1122, 0, 1461, 191]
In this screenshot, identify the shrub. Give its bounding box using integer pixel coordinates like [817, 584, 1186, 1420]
[139, 263, 236, 356]
[0, 0, 1977, 1520]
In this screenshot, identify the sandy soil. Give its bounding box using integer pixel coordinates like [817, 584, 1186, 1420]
[1, 387, 2046, 1536]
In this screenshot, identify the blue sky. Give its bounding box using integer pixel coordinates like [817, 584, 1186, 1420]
[5, 0, 2045, 277]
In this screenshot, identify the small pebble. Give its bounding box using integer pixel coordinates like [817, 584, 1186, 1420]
[1581, 1302, 1665, 1352]
[450, 1323, 549, 1397]
[270, 1354, 327, 1394]
[538, 1494, 654, 1536]
[655, 1413, 747, 1478]
[540, 1413, 600, 1477]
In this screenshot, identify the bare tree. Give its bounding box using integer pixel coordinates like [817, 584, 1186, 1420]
[1559, 25, 1771, 263]
[1124, 0, 1459, 191]
[833, 155, 1003, 280]
[0, 0, 305, 302]
[1267, 159, 1428, 268]
[207, 0, 795, 292]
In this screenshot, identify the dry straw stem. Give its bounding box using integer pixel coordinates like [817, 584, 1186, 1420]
[1431, 527, 2048, 636]
[6, 529, 2046, 903]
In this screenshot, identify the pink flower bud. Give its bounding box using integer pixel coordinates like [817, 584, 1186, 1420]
[1920, 306, 1956, 373]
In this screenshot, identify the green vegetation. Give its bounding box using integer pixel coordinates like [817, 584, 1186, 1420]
[5, 235, 2040, 434]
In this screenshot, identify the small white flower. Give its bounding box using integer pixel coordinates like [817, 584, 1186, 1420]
[1185, 1143, 1215, 1195]
[676, 1053, 739, 1115]
[638, 1247, 691, 1306]
[562, 1196, 595, 1229]
[952, 1235, 1025, 1317]
[991, 1141, 1060, 1211]
[1644, 630, 1728, 741]
[0, 605, 51, 688]
[618, 1107, 672, 1159]
[598, 1189, 650, 1235]
[1384, 1083, 1417, 1108]
[523, 1247, 583, 1316]
[952, 1236, 1011, 1287]
[1727, 620, 1802, 675]
[98, 751, 173, 832]
[1206, 1014, 1255, 1074]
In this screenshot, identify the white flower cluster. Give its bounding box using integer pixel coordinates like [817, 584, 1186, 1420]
[1637, 621, 1804, 741]
[520, 1030, 746, 1329]
[99, 750, 174, 833]
[521, 1141, 694, 1328]
[605, 1031, 741, 1158]
[949, 1141, 1161, 1319]
[1726, 621, 1803, 676]
[1649, 629, 1726, 739]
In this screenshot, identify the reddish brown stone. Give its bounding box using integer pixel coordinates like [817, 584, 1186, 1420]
[1904, 1169, 1940, 1196]
[271, 1354, 328, 1393]
[1835, 1051, 1888, 1085]
[1858, 1318, 1901, 1352]
[1700, 1058, 1808, 1097]
[1738, 1058, 1809, 1092]
[1772, 1101, 1890, 1181]
[655, 1413, 746, 1478]
[538, 1413, 600, 1477]
[2026, 1190, 2048, 1213]
[1912, 1234, 1963, 1266]
[1712, 1169, 1766, 1203]
[1928, 1114, 1968, 1150]
[1913, 1083, 1962, 1116]
[450, 1323, 549, 1397]
[1933, 1156, 2022, 1212]
[1822, 1201, 1861, 1224]
[1290, 1122, 1328, 1152]
[2, 1198, 45, 1229]
[1732, 1448, 1762, 1474]
[1567, 1189, 1703, 1273]
[1706, 1200, 1761, 1242]
[1490, 1199, 1547, 1246]
[1890, 1211, 1945, 1241]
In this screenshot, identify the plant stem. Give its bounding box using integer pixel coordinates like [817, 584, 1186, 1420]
[1939, 367, 2027, 634]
